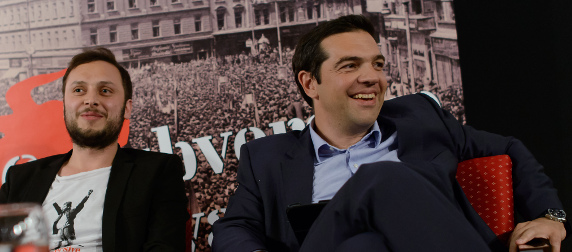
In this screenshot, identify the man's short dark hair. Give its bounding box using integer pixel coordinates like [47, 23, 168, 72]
[62, 47, 133, 102]
[292, 15, 376, 107]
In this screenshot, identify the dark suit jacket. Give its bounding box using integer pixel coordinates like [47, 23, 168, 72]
[212, 93, 564, 252]
[0, 147, 189, 252]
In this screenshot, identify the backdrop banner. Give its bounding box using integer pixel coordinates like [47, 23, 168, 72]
[0, 2, 464, 251]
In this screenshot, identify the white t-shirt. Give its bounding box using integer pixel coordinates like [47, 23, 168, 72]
[42, 167, 111, 252]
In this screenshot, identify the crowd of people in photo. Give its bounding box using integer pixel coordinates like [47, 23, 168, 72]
[0, 44, 465, 251]
[0, 79, 15, 117]
[125, 46, 313, 251]
[0, 80, 13, 139]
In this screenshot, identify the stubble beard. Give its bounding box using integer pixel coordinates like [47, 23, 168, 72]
[64, 105, 126, 150]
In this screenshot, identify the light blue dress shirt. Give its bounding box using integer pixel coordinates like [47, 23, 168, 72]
[310, 121, 400, 203]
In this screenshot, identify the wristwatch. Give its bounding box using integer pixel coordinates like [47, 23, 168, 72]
[544, 208, 567, 223]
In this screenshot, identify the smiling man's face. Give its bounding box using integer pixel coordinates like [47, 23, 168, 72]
[63, 60, 132, 149]
[304, 30, 388, 134]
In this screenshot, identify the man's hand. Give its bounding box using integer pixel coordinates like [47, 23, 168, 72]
[509, 217, 566, 252]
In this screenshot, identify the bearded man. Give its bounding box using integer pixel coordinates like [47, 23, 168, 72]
[0, 48, 189, 252]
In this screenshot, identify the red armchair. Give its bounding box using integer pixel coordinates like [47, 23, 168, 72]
[457, 155, 551, 251]
[456, 154, 514, 242]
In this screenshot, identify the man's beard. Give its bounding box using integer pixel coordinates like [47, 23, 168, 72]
[64, 106, 126, 150]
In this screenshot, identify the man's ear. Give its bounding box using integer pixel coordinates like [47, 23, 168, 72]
[124, 99, 133, 119]
[298, 70, 318, 100]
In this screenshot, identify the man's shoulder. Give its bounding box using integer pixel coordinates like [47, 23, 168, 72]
[115, 148, 183, 175]
[118, 147, 179, 162]
[15, 153, 65, 167]
[244, 128, 308, 151]
[8, 153, 66, 175]
[120, 147, 168, 156]
[381, 93, 440, 114]
[385, 93, 437, 106]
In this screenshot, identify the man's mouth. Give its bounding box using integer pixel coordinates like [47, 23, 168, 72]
[351, 93, 376, 100]
[80, 111, 105, 119]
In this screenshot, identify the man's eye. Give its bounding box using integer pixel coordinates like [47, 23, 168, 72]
[101, 89, 111, 94]
[374, 62, 384, 69]
[341, 63, 356, 69]
[73, 88, 83, 93]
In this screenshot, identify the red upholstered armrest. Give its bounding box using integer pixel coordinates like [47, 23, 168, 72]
[456, 155, 514, 242]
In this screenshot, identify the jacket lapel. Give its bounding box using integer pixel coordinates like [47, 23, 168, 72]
[379, 101, 426, 162]
[281, 128, 315, 206]
[102, 147, 134, 252]
[24, 151, 71, 203]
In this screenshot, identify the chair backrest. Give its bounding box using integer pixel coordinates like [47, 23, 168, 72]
[456, 155, 514, 242]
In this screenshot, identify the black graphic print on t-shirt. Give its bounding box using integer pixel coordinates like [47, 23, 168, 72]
[52, 190, 93, 249]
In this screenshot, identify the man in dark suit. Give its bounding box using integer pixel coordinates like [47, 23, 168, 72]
[0, 48, 189, 251]
[212, 15, 567, 252]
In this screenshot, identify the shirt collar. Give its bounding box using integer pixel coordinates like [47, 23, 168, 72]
[309, 120, 382, 163]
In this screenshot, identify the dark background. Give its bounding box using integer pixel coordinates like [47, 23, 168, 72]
[455, 0, 572, 250]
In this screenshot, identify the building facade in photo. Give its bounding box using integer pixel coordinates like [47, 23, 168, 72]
[211, 0, 364, 64]
[376, 0, 460, 92]
[429, 0, 460, 90]
[0, 0, 82, 81]
[80, 0, 215, 68]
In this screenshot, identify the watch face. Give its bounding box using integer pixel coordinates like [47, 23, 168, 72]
[548, 208, 566, 218]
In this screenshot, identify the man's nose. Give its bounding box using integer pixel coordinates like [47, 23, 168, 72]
[358, 65, 381, 85]
[84, 92, 99, 106]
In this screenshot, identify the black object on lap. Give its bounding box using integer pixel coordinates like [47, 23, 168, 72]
[286, 200, 330, 244]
